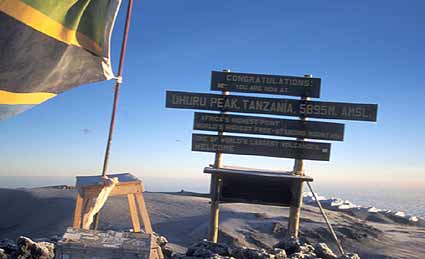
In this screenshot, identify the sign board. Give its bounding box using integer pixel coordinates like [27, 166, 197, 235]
[166, 91, 378, 121]
[204, 167, 311, 207]
[192, 133, 331, 161]
[211, 71, 321, 98]
[194, 112, 345, 141]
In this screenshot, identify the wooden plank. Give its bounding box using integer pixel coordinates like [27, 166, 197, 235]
[194, 112, 345, 141]
[82, 182, 142, 198]
[135, 193, 153, 234]
[72, 192, 84, 228]
[216, 171, 304, 207]
[166, 91, 378, 122]
[192, 133, 331, 161]
[210, 71, 321, 98]
[127, 194, 141, 232]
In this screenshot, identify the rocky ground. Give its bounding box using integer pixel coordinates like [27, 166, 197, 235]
[0, 187, 424, 259]
[0, 234, 358, 259]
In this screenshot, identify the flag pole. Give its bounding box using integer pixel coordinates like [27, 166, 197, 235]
[93, 0, 134, 230]
[102, 0, 134, 177]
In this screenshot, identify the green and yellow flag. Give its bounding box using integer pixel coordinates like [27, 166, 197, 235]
[0, 0, 121, 119]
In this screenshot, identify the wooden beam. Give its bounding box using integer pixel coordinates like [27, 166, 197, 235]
[72, 192, 84, 228]
[135, 192, 153, 234]
[128, 194, 141, 232]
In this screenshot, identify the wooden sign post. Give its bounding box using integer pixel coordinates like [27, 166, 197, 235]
[165, 69, 378, 244]
[208, 70, 230, 243]
[288, 74, 311, 239]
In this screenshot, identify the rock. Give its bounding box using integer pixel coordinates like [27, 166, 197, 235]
[193, 248, 214, 257]
[298, 244, 314, 254]
[0, 240, 16, 256]
[171, 253, 199, 259]
[231, 247, 274, 259]
[272, 248, 287, 259]
[154, 233, 175, 258]
[314, 243, 337, 259]
[0, 249, 8, 259]
[289, 251, 320, 259]
[186, 239, 231, 257]
[156, 235, 169, 247]
[171, 252, 233, 259]
[16, 236, 54, 259]
[274, 237, 301, 256]
[271, 223, 285, 234]
[338, 253, 360, 259]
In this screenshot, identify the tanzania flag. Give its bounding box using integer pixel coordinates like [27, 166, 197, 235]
[0, 0, 121, 119]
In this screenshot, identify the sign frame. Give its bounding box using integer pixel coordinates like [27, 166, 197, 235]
[166, 90, 378, 122]
[193, 112, 345, 141]
[192, 133, 331, 161]
[211, 71, 322, 98]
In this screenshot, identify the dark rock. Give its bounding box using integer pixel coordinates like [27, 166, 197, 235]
[193, 248, 214, 257]
[338, 253, 360, 259]
[274, 237, 301, 256]
[186, 239, 231, 257]
[16, 236, 54, 259]
[0, 239, 16, 254]
[48, 236, 61, 244]
[314, 243, 337, 259]
[171, 253, 199, 259]
[288, 252, 317, 259]
[271, 223, 285, 234]
[231, 247, 273, 259]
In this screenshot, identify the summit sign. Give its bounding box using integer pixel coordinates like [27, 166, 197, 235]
[211, 71, 321, 98]
[166, 91, 378, 122]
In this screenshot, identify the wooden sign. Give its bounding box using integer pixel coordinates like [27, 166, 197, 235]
[194, 112, 345, 141]
[192, 133, 331, 161]
[211, 71, 321, 98]
[166, 91, 378, 122]
[204, 167, 313, 207]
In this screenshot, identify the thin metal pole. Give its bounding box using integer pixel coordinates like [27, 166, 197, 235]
[287, 74, 311, 239]
[93, 0, 134, 230]
[306, 182, 345, 255]
[102, 0, 134, 177]
[208, 69, 230, 243]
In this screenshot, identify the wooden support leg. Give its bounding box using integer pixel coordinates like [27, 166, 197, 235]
[135, 192, 153, 234]
[128, 194, 141, 232]
[73, 192, 84, 228]
[287, 181, 304, 239]
[208, 175, 222, 243]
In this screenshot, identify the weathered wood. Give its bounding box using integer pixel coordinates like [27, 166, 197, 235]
[192, 133, 331, 161]
[166, 91, 378, 121]
[72, 192, 84, 228]
[82, 181, 142, 198]
[204, 167, 312, 207]
[55, 228, 163, 259]
[288, 78, 310, 239]
[207, 85, 229, 243]
[136, 192, 153, 234]
[210, 71, 321, 98]
[194, 112, 345, 141]
[208, 175, 222, 243]
[73, 176, 153, 235]
[128, 194, 141, 232]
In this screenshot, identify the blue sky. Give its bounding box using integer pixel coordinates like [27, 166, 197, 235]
[1, 0, 424, 188]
